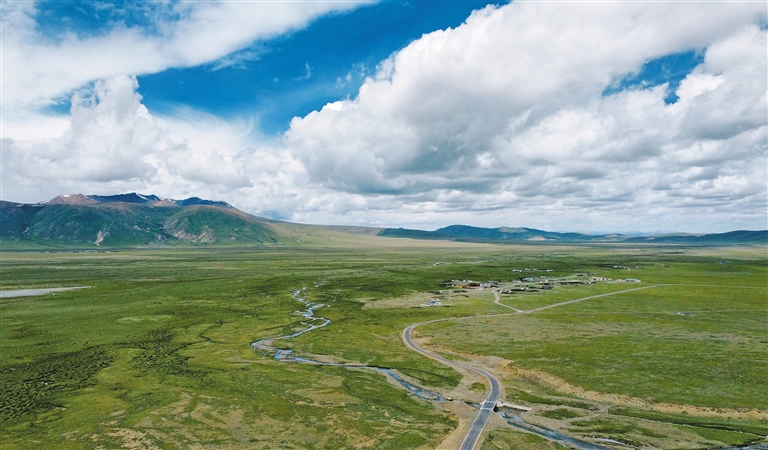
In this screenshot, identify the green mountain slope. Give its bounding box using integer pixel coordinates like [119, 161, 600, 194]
[24, 203, 164, 246]
[163, 206, 278, 244]
[0, 202, 42, 240]
[0, 196, 278, 247]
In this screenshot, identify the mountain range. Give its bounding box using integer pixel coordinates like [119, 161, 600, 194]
[1, 193, 277, 247]
[42, 192, 232, 208]
[378, 225, 767, 244]
[1, 193, 765, 247]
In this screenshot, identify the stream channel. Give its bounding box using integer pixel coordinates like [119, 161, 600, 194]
[251, 288, 616, 450]
[251, 288, 444, 401]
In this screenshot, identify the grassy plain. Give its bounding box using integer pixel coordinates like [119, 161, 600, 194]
[1, 237, 766, 449]
[419, 245, 768, 448]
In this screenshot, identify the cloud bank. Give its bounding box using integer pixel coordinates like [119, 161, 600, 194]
[284, 3, 767, 231]
[2, 2, 766, 232]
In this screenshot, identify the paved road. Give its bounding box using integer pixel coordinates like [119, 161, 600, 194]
[402, 284, 666, 449]
[403, 322, 501, 450]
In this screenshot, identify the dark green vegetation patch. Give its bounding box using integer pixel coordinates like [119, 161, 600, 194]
[540, 408, 583, 420]
[0, 348, 112, 422]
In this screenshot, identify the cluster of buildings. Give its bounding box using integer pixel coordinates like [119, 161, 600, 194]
[438, 270, 641, 299]
[498, 274, 640, 294]
[449, 280, 499, 290]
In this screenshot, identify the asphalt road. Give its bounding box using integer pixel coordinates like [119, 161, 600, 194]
[403, 322, 501, 450]
[401, 285, 665, 449]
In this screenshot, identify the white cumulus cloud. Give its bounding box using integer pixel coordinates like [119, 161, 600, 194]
[4, 75, 259, 200]
[283, 2, 767, 231]
[1, 1, 368, 130]
[1, 1, 765, 233]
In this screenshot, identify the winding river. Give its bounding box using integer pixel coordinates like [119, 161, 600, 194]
[251, 288, 445, 401]
[249, 288, 636, 450]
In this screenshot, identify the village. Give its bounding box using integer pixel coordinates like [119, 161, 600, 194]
[420, 268, 641, 306]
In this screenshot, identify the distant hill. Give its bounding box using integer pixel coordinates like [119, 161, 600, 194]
[434, 225, 617, 242]
[621, 230, 768, 244]
[378, 225, 620, 242]
[378, 225, 767, 245]
[1, 193, 276, 247]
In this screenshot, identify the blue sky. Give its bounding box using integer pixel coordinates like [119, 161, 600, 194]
[43, 0, 704, 134]
[44, 1, 501, 135]
[2, 1, 766, 232]
[138, 1, 498, 135]
[603, 50, 705, 105]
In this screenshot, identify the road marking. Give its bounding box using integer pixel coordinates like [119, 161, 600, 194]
[402, 322, 501, 450]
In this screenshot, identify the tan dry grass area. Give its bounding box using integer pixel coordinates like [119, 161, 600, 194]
[90, 391, 256, 449]
[221, 355, 256, 365]
[430, 307, 763, 351]
[98, 428, 163, 450]
[406, 334, 522, 449]
[515, 367, 768, 421]
[409, 333, 506, 398]
[416, 336, 766, 448]
[92, 384, 449, 450]
[292, 372, 361, 407]
[363, 289, 486, 309]
[520, 408, 730, 450]
[362, 291, 435, 309]
[296, 230, 588, 255]
[686, 245, 767, 260]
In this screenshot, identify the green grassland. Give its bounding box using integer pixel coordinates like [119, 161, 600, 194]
[1, 239, 766, 449]
[481, 428, 570, 449]
[419, 246, 768, 448]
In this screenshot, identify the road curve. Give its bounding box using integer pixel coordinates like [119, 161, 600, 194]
[492, 290, 523, 312]
[403, 322, 501, 450]
[402, 284, 666, 448]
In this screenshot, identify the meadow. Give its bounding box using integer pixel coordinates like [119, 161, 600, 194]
[0, 239, 765, 449]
